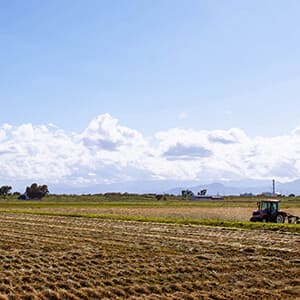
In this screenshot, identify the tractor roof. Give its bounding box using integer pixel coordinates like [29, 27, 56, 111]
[261, 199, 280, 203]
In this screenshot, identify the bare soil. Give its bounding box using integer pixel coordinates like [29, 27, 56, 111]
[0, 213, 299, 299]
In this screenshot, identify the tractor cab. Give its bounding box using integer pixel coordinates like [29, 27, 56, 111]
[250, 199, 286, 223]
[257, 200, 279, 214]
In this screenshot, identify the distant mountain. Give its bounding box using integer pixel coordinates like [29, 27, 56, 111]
[167, 179, 300, 196]
[167, 182, 251, 196]
[48, 179, 200, 195]
[276, 179, 300, 195]
[11, 178, 300, 196]
[48, 179, 300, 196]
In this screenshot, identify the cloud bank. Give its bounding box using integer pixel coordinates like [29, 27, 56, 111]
[0, 114, 299, 190]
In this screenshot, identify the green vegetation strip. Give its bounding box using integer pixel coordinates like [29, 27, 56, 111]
[0, 209, 299, 233]
[0, 200, 256, 208]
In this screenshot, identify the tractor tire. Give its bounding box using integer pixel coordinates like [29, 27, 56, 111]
[276, 214, 285, 224]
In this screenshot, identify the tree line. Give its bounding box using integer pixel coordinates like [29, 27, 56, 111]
[0, 183, 49, 200]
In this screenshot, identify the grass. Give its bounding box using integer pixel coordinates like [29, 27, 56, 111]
[3, 193, 300, 206]
[0, 209, 299, 233]
[0, 194, 299, 233]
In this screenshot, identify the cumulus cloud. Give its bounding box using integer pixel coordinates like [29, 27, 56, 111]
[163, 144, 212, 160]
[0, 123, 87, 181]
[207, 128, 246, 144]
[153, 127, 300, 182]
[0, 114, 300, 189]
[79, 114, 145, 151]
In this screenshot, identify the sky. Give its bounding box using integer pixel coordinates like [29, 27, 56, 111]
[1, 1, 300, 192]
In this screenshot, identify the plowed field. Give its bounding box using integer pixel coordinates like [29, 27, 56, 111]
[0, 213, 299, 299]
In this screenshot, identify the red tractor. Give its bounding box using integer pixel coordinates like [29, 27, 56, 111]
[250, 199, 300, 224]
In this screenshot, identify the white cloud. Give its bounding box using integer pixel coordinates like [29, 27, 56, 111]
[0, 129, 6, 142]
[0, 114, 300, 189]
[178, 112, 188, 120]
[153, 127, 300, 182]
[163, 144, 212, 160]
[78, 114, 146, 151]
[0, 123, 87, 181]
[208, 128, 247, 144]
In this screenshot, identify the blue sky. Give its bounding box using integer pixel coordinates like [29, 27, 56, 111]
[1, 1, 300, 191]
[1, 0, 300, 135]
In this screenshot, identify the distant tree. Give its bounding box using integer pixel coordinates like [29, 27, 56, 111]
[26, 183, 49, 200]
[198, 189, 207, 196]
[288, 193, 295, 197]
[0, 186, 12, 199]
[181, 189, 194, 199]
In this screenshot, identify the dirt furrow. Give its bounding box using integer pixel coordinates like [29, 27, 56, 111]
[0, 213, 298, 299]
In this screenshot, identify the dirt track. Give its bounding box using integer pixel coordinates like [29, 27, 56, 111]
[0, 213, 299, 299]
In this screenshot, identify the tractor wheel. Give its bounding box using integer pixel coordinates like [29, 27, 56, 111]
[276, 214, 285, 224]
